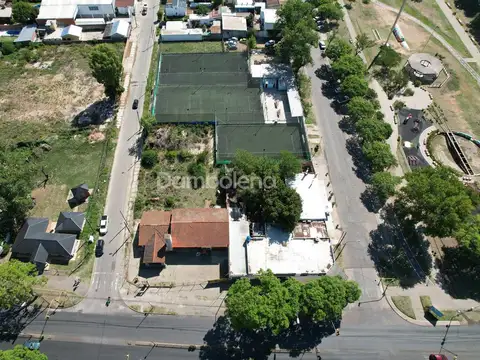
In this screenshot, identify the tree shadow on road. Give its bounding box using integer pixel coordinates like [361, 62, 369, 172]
[360, 187, 384, 213]
[338, 116, 356, 135]
[368, 204, 432, 288]
[345, 137, 372, 183]
[436, 246, 480, 301]
[314, 65, 334, 82]
[199, 316, 336, 360]
[0, 303, 43, 342]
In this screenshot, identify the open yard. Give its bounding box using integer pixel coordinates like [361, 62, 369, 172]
[159, 41, 223, 54]
[347, 2, 480, 138]
[377, 0, 470, 56]
[135, 125, 218, 218]
[0, 43, 123, 277]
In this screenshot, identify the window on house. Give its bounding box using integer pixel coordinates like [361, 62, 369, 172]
[88, 6, 99, 11]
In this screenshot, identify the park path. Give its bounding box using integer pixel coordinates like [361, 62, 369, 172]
[374, 0, 480, 86]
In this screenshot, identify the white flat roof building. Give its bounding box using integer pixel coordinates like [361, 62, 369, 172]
[261, 8, 278, 26]
[37, 0, 114, 20]
[244, 225, 333, 276]
[222, 14, 247, 32]
[288, 173, 331, 221]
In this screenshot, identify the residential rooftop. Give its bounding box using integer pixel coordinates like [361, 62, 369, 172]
[222, 14, 247, 31]
[288, 173, 331, 221]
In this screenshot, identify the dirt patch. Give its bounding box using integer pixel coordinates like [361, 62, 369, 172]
[430, 134, 463, 172]
[88, 130, 106, 143]
[0, 70, 103, 123]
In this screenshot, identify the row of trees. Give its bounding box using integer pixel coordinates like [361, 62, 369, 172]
[0, 345, 48, 360]
[226, 150, 303, 233]
[225, 270, 361, 335]
[276, 0, 344, 71]
[326, 37, 399, 202]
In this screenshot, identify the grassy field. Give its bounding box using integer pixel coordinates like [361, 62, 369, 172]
[347, 2, 480, 138]
[378, 0, 470, 57]
[392, 296, 416, 319]
[0, 43, 122, 277]
[135, 125, 218, 218]
[159, 41, 223, 54]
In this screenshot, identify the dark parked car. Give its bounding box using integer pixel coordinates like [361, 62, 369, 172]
[132, 99, 139, 110]
[95, 239, 105, 257]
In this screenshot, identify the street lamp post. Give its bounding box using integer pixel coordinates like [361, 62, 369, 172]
[440, 306, 478, 352]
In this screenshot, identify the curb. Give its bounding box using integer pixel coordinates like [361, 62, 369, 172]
[385, 296, 464, 327]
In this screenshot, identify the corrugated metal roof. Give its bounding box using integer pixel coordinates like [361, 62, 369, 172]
[14, 25, 37, 43]
[287, 88, 304, 117]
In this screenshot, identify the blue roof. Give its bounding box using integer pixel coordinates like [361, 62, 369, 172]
[428, 306, 444, 318]
[14, 25, 36, 43]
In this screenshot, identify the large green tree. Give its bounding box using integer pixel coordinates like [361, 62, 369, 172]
[233, 150, 302, 233]
[279, 150, 302, 180]
[89, 44, 124, 99]
[340, 75, 369, 99]
[331, 54, 366, 81]
[0, 149, 35, 231]
[455, 215, 480, 256]
[325, 38, 352, 61]
[346, 97, 376, 122]
[317, 1, 343, 22]
[225, 271, 361, 333]
[276, 0, 318, 70]
[396, 166, 475, 237]
[369, 171, 401, 202]
[0, 345, 48, 360]
[300, 276, 361, 322]
[12, 2, 38, 24]
[0, 260, 45, 310]
[362, 141, 397, 172]
[355, 117, 392, 143]
[225, 270, 301, 334]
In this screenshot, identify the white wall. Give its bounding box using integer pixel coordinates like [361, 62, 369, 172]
[77, 4, 115, 18]
[161, 33, 203, 42]
[117, 6, 131, 15]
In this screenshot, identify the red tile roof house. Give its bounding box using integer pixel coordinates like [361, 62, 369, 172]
[138, 208, 230, 266]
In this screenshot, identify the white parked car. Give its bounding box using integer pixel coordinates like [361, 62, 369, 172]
[99, 215, 108, 235]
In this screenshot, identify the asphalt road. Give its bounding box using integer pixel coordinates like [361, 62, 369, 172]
[305, 45, 387, 312]
[5, 311, 479, 359]
[77, 0, 157, 314]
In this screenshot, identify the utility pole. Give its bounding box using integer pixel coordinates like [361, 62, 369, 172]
[367, 0, 408, 70]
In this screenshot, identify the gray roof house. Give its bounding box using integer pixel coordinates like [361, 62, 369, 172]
[55, 212, 85, 234]
[14, 25, 37, 44]
[12, 215, 80, 272]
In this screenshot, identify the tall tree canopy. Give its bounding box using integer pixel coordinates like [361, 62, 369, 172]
[362, 141, 397, 173]
[0, 148, 35, 231]
[325, 38, 353, 61]
[355, 33, 376, 55]
[276, 0, 319, 70]
[0, 345, 48, 360]
[369, 171, 401, 202]
[355, 117, 392, 143]
[346, 97, 376, 122]
[396, 166, 475, 237]
[374, 45, 402, 68]
[233, 150, 302, 232]
[89, 44, 124, 99]
[315, 0, 344, 21]
[331, 54, 366, 81]
[12, 2, 38, 24]
[300, 276, 361, 322]
[225, 270, 361, 333]
[340, 75, 369, 99]
[0, 260, 45, 310]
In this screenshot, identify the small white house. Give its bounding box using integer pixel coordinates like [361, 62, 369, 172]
[222, 14, 247, 39]
[261, 8, 278, 31]
[161, 21, 203, 42]
[61, 24, 82, 40]
[165, 0, 187, 17]
[104, 19, 130, 39]
[37, 0, 116, 26]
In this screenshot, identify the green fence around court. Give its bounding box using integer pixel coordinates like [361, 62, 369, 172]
[160, 52, 249, 74]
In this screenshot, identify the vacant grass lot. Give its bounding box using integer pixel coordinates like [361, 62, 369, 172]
[0, 43, 122, 277]
[378, 0, 470, 57]
[159, 41, 223, 54]
[135, 125, 218, 218]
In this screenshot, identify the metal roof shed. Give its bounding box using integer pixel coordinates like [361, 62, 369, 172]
[61, 24, 82, 40]
[109, 19, 130, 39]
[14, 25, 37, 44]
